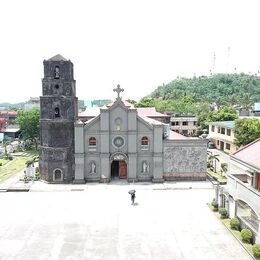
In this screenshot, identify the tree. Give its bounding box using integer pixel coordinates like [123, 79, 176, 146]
[220, 163, 228, 176]
[25, 155, 39, 167]
[16, 108, 40, 149]
[206, 106, 238, 122]
[135, 97, 155, 107]
[207, 152, 219, 172]
[234, 118, 260, 147]
[3, 138, 11, 159]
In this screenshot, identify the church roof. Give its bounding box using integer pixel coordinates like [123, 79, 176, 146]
[106, 100, 134, 108]
[232, 138, 260, 170]
[48, 54, 67, 61]
[78, 104, 169, 119]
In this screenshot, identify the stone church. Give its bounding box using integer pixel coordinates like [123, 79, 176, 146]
[39, 55, 207, 183]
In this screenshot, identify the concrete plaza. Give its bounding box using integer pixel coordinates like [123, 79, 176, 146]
[0, 181, 251, 260]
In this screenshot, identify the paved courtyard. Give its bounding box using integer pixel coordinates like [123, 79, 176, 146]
[0, 182, 251, 260]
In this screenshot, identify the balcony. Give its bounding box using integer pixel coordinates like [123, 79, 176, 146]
[227, 174, 260, 231]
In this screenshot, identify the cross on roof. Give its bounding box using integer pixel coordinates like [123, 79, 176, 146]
[113, 84, 124, 100]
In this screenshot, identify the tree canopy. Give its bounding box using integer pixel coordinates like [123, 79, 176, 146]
[136, 73, 260, 115]
[150, 73, 260, 106]
[16, 108, 40, 148]
[234, 118, 260, 147]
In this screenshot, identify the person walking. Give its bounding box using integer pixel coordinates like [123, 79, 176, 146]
[131, 192, 136, 205]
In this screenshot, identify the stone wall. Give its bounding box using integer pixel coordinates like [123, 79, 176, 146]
[163, 139, 207, 181]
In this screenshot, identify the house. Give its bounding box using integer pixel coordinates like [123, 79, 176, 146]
[3, 125, 21, 139]
[222, 138, 260, 243]
[207, 121, 238, 154]
[170, 115, 198, 136]
[0, 110, 17, 124]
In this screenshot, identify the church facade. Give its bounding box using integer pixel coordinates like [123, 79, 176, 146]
[39, 55, 208, 183]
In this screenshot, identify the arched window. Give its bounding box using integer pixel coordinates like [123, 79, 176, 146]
[237, 200, 259, 230]
[54, 66, 60, 79]
[54, 107, 60, 118]
[53, 169, 63, 181]
[89, 137, 97, 146]
[141, 136, 149, 145]
[141, 136, 149, 150]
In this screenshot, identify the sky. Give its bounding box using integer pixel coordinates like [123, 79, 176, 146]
[1, 0, 260, 103]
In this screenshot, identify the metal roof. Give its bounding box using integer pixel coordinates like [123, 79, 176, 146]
[207, 121, 235, 129]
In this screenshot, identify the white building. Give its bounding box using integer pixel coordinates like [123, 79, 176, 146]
[170, 116, 198, 136]
[223, 138, 260, 243]
[207, 121, 238, 154]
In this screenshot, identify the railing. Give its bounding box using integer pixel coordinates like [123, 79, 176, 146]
[228, 174, 260, 198]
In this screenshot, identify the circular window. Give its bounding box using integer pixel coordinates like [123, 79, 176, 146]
[55, 84, 59, 89]
[113, 136, 125, 148]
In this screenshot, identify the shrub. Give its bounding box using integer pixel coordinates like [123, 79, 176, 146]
[230, 218, 240, 230]
[218, 208, 228, 219]
[252, 244, 260, 258]
[0, 162, 2, 166]
[34, 172, 40, 181]
[211, 199, 218, 211]
[241, 228, 252, 243]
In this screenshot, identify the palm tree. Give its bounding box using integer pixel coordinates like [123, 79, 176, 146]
[25, 155, 39, 168]
[220, 163, 228, 176]
[207, 152, 220, 172]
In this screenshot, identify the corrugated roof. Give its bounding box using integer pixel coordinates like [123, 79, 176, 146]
[78, 107, 101, 117]
[139, 116, 164, 125]
[0, 110, 17, 115]
[232, 138, 260, 169]
[136, 107, 169, 118]
[207, 121, 235, 129]
[167, 130, 188, 140]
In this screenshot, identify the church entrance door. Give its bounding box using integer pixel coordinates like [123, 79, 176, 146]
[111, 160, 127, 179]
[119, 161, 127, 178]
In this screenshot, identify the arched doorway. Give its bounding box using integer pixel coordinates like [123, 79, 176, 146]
[110, 152, 127, 179]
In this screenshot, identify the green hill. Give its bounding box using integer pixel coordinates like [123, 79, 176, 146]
[151, 73, 260, 104]
[136, 73, 260, 114]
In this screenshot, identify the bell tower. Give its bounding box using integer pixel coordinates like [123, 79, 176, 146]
[39, 54, 78, 183]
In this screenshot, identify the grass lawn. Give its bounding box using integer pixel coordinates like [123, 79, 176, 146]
[0, 158, 10, 167]
[207, 168, 227, 184]
[0, 150, 39, 182]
